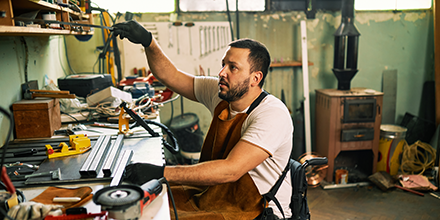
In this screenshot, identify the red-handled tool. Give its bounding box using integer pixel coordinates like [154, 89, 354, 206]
[1, 166, 19, 208]
[93, 178, 163, 219]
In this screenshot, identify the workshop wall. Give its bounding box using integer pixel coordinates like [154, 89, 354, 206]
[0, 36, 68, 145]
[90, 10, 432, 148]
[0, 9, 434, 152]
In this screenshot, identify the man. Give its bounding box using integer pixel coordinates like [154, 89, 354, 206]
[113, 20, 293, 220]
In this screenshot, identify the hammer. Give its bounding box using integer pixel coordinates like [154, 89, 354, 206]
[23, 89, 76, 100]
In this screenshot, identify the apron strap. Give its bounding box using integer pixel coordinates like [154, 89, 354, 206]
[246, 91, 269, 115]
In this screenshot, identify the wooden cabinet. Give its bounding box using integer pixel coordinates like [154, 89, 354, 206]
[0, 0, 92, 36]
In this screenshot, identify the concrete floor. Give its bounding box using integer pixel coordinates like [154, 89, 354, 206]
[307, 184, 440, 220]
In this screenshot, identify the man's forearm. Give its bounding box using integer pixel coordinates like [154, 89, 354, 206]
[145, 39, 178, 87]
[164, 160, 244, 186]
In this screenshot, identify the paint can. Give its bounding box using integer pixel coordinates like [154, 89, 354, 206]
[335, 169, 348, 184]
[377, 124, 407, 175]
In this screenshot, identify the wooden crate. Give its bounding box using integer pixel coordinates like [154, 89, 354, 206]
[12, 98, 61, 139]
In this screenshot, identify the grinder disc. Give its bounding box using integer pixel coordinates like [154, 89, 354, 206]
[94, 185, 142, 206]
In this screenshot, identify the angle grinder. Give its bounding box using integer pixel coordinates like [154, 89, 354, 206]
[93, 178, 163, 219]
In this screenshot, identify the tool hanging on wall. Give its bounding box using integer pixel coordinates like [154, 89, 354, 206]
[168, 23, 174, 48]
[185, 22, 195, 55]
[173, 21, 182, 54]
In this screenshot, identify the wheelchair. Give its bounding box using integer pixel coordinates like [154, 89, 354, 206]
[258, 157, 328, 220]
[290, 157, 328, 220]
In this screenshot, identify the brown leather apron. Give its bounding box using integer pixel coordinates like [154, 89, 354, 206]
[169, 92, 268, 220]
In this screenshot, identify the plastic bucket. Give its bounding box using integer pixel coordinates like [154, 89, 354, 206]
[169, 113, 204, 162]
[377, 124, 407, 175]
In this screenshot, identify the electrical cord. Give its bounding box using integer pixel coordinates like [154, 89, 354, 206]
[400, 140, 436, 175]
[0, 107, 19, 220]
[130, 119, 179, 154]
[159, 177, 178, 220]
[60, 111, 80, 123]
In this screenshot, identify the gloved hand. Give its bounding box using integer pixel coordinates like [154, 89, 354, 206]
[124, 163, 164, 185]
[112, 20, 153, 48]
[6, 201, 63, 220]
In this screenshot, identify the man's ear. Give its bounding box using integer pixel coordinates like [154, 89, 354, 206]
[251, 71, 263, 87]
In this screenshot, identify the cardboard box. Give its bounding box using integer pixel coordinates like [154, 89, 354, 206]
[12, 98, 61, 139]
[86, 86, 132, 107]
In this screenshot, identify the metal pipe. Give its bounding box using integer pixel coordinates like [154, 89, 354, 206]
[102, 134, 124, 177]
[110, 150, 133, 186]
[79, 135, 105, 177]
[87, 135, 112, 177]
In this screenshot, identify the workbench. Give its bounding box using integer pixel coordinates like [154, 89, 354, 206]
[7, 120, 171, 219]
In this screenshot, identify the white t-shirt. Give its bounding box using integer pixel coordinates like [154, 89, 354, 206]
[194, 76, 294, 218]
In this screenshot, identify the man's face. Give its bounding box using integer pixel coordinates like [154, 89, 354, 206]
[218, 47, 252, 102]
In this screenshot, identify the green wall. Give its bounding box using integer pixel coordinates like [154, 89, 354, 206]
[0, 10, 434, 151]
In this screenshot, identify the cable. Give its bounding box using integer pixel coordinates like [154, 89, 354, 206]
[62, 36, 77, 75]
[0, 107, 18, 220]
[130, 119, 179, 154]
[60, 111, 80, 123]
[159, 177, 178, 220]
[0, 107, 13, 181]
[400, 140, 437, 175]
[19, 37, 29, 83]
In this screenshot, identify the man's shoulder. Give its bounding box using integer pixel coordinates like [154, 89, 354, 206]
[246, 94, 293, 128]
[256, 94, 290, 115]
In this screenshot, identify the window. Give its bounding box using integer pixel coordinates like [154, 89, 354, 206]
[91, 0, 175, 14]
[179, 0, 265, 12]
[355, 0, 432, 11]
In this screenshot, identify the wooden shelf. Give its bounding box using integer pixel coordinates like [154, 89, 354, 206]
[12, 0, 89, 20]
[270, 61, 314, 68]
[0, 0, 92, 36]
[0, 25, 93, 36]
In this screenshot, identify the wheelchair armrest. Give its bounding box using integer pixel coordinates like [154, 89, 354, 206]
[303, 157, 328, 167]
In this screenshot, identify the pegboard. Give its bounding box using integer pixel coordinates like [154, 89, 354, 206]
[118, 21, 232, 78]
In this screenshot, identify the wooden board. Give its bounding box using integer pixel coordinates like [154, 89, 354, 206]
[0, 0, 14, 26]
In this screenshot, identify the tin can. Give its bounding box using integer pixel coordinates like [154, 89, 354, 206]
[335, 169, 348, 184]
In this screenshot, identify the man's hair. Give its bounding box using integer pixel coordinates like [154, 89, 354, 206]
[228, 38, 271, 87]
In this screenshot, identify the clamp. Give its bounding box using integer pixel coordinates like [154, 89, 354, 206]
[46, 134, 91, 159]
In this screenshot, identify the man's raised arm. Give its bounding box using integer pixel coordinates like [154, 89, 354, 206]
[113, 20, 196, 101]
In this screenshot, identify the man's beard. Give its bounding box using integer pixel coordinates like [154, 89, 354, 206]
[218, 77, 250, 102]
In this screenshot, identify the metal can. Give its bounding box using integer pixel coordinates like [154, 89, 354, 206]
[335, 169, 348, 184]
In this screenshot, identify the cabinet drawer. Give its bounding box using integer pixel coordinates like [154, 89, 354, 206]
[341, 128, 374, 142]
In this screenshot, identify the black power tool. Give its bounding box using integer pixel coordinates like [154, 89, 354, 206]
[93, 178, 163, 219]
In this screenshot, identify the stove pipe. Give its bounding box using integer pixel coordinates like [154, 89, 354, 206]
[332, 0, 360, 90]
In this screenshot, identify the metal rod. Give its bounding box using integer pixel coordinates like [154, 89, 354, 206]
[79, 135, 105, 177]
[87, 135, 112, 177]
[110, 150, 133, 186]
[102, 134, 124, 177]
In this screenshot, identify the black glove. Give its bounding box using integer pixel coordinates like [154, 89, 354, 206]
[112, 20, 153, 47]
[124, 163, 164, 185]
